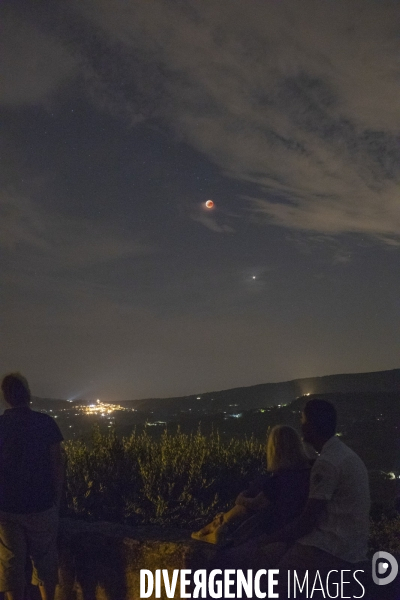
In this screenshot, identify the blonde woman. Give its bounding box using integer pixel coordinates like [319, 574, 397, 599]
[191, 425, 312, 544]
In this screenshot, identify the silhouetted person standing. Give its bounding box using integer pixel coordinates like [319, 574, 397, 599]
[0, 374, 64, 600]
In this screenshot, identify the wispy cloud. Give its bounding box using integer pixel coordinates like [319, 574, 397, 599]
[190, 212, 235, 233]
[71, 0, 400, 242]
[0, 188, 154, 270]
[5, 0, 400, 242]
[189, 202, 235, 233]
[0, 8, 77, 106]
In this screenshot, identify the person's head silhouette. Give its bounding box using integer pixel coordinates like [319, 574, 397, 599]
[301, 398, 337, 452]
[1, 373, 31, 407]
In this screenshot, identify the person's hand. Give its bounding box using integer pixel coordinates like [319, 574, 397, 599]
[235, 491, 250, 506]
[251, 492, 269, 509]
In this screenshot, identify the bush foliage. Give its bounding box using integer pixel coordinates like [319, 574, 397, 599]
[369, 516, 400, 555]
[64, 427, 399, 553]
[64, 426, 266, 526]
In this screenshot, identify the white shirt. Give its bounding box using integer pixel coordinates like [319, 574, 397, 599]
[299, 435, 370, 563]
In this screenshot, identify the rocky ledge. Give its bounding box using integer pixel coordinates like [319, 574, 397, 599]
[54, 518, 215, 600]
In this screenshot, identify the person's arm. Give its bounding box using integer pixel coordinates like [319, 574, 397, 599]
[49, 442, 64, 507]
[235, 490, 256, 506]
[258, 498, 327, 544]
[258, 458, 338, 545]
[236, 491, 270, 510]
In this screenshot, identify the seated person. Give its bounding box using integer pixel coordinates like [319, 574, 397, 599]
[260, 399, 371, 597]
[191, 425, 312, 544]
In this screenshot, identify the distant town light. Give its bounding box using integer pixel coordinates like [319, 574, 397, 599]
[75, 400, 128, 415]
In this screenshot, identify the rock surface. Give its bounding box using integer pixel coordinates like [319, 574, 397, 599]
[12, 519, 400, 600]
[54, 518, 216, 600]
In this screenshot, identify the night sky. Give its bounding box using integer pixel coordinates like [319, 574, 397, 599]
[1, 0, 400, 401]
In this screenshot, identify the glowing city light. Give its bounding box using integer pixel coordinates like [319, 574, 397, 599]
[76, 400, 128, 415]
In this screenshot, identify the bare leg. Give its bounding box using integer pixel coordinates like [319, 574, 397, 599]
[200, 504, 248, 534]
[38, 584, 56, 600]
[221, 503, 248, 525]
[192, 504, 250, 542]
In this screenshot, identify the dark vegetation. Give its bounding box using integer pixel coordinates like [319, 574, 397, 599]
[62, 421, 400, 555]
[64, 427, 265, 527]
[37, 377, 399, 555]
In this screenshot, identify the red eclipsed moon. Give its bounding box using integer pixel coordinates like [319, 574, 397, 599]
[205, 200, 214, 209]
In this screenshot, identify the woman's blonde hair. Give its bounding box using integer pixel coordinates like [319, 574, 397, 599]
[266, 425, 308, 472]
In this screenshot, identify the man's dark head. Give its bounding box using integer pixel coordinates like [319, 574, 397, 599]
[301, 398, 337, 449]
[1, 373, 31, 407]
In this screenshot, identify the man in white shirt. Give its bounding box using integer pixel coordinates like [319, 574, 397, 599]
[261, 398, 370, 595]
[298, 432, 370, 563]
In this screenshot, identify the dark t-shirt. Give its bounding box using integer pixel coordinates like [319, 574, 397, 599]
[0, 406, 64, 513]
[248, 464, 312, 534]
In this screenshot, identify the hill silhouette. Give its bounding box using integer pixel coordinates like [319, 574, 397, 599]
[115, 367, 400, 417]
[29, 367, 400, 418]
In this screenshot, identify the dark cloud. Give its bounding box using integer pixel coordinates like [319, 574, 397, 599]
[0, 8, 77, 106]
[60, 0, 400, 241]
[4, 1, 399, 241]
[2, 0, 400, 399]
[0, 188, 154, 269]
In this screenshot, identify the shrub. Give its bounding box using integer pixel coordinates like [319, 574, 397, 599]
[64, 427, 266, 526]
[64, 427, 399, 553]
[369, 516, 400, 555]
